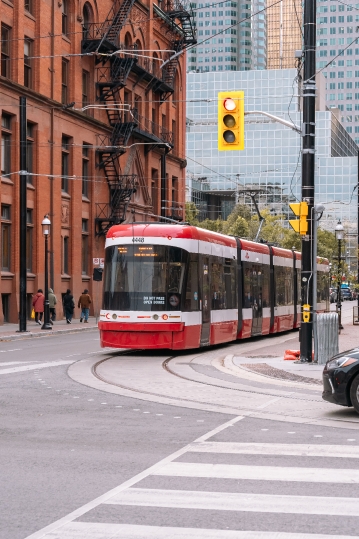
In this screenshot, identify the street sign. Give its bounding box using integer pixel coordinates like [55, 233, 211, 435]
[93, 258, 99, 265]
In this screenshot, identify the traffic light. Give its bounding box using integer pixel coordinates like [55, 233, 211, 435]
[289, 201, 309, 235]
[218, 91, 244, 151]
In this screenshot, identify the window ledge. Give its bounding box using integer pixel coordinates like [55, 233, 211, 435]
[1, 176, 14, 185]
[81, 275, 91, 281]
[82, 196, 90, 203]
[61, 274, 71, 280]
[25, 10, 36, 21]
[27, 183, 35, 190]
[62, 35, 71, 44]
[1, 0, 14, 7]
[61, 192, 71, 199]
[1, 271, 14, 279]
[27, 273, 36, 280]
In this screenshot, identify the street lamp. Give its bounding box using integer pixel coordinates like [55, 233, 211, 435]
[41, 215, 52, 331]
[335, 219, 344, 331]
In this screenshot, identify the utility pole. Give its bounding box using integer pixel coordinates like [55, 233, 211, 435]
[18, 97, 27, 332]
[300, 0, 316, 362]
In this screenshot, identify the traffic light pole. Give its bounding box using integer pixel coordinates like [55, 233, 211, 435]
[300, 0, 316, 362]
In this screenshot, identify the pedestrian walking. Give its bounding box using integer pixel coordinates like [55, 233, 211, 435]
[48, 288, 57, 324]
[78, 289, 92, 323]
[32, 289, 45, 325]
[63, 289, 75, 324]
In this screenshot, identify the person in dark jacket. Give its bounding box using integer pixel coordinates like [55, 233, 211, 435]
[32, 289, 44, 325]
[63, 289, 74, 324]
[78, 289, 92, 323]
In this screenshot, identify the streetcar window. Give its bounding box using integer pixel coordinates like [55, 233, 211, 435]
[243, 263, 252, 308]
[274, 265, 294, 306]
[211, 262, 225, 309]
[184, 254, 199, 311]
[103, 245, 187, 311]
[261, 264, 270, 308]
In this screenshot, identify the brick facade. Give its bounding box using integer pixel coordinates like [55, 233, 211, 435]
[0, 0, 188, 323]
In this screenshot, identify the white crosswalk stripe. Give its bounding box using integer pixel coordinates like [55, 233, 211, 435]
[0, 360, 74, 375]
[25, 416, 359, 539]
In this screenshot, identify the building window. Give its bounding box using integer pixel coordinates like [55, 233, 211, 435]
[24, 38, 33, 88]
[63, 236, 69, 274]
[25, 0, 33, 14]
[62, 0, 68, 36]
[61, 59, 69, 105]
[61, 136, 71, 192]
[26, 209, 33, 272]
[81, 219, 89, 275]
[1, 114, 12, 176]
[83, 3, 92, 39]
[82, 70, 89, 111]
[1, 25, 11, 78]
[82, 145, 89, 198]
[26, 123, 34, 185]
[1, 204, 11, 271]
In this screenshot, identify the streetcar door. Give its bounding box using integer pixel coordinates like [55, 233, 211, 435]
[200, 256, 211, 345]
[251, 265, 263, 336]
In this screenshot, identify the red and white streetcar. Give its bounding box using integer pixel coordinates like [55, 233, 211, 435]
[99, 223, 329, 350]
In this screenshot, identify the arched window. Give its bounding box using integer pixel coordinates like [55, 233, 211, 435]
[62, 0, 68, 36]
[83, 3, 93, 38]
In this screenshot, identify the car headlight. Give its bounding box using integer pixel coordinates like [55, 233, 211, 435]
[326, 356, 358, 370]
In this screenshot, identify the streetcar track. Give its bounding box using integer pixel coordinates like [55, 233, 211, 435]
[91, 350, 325, 406]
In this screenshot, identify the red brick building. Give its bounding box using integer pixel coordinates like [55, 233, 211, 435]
[0, 0, 194, 323]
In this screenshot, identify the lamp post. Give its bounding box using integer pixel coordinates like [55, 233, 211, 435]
[41, 215, 52, 331]
[335, 219, 344, 331]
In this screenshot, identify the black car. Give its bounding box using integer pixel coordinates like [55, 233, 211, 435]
[323, 348, 359, 413]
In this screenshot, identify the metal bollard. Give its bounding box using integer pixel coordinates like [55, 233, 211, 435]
[316, 312, 339, 365]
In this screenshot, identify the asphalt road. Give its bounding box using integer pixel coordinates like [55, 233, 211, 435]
[1, 320, 359, 539]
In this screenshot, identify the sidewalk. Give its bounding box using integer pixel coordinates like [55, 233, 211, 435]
[0, 316, 98, 342]
[233, 302, 358, 382]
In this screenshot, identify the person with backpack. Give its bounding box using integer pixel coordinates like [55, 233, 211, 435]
[78, 289, 92, 323]
[32, 289, 45, 325]
[48, 288, 57, 324]
[63, 289, 75, 324]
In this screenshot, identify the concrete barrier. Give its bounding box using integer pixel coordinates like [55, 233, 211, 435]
[317, 312, 339, 365]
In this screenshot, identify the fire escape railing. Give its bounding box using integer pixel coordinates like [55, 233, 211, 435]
[81, 0, 196, 235]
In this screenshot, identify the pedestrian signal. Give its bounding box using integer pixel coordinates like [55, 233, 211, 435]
[218, 91, 244, 151]
[289, 201, 308, 236]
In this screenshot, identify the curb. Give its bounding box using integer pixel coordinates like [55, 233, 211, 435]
[0, 326, 98, 342]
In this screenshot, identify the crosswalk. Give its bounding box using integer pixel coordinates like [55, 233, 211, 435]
[26, 415, 359, 539]
[0, 359, 75, 375]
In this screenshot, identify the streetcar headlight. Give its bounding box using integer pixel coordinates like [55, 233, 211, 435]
[162, 314, 168, 320]
[153, 314, 159, 320]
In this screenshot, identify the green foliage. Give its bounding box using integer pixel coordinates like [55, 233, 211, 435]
[186, 202, 346, 267]
[226, 216, 249, 237]
[185, 202, 199, 226]
[197, 218, 224, 233]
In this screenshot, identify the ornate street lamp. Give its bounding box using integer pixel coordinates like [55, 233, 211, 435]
[335, 219, 344, 331]
[41, 215, 52, 331]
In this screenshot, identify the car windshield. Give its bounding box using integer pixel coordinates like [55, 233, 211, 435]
[103, 244, 188, 311]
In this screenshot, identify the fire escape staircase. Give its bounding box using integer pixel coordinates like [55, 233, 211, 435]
[81, 0, 196, 234]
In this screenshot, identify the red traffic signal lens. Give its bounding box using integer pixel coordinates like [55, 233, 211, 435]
[224, 98, 236, 111]
[223, 130, 235, 143]
[224, 114, 236, 128]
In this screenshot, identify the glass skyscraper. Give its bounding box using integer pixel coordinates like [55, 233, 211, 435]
[316, 1, 359, 143]
[187, 0, 266, 72]
[186, 69, 358, 270]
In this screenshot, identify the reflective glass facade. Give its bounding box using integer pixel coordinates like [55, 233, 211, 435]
[186, 69, 358, 271]
[316, 0, 359, 142]
[187, 0, 266, 73]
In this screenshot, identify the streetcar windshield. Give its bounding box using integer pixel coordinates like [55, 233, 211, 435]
[103, 244, 188, 311]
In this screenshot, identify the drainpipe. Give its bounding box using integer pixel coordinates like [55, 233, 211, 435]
[49, 0, 55, 288]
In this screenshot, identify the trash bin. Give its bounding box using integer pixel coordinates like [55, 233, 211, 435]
[317, 312, 339, 365]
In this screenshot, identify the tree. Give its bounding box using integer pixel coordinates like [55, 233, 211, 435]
[185, 202, 199, 226]
[226, 216, 249, 237]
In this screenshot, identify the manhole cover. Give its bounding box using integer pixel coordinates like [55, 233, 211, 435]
[241, 363, 322, 385]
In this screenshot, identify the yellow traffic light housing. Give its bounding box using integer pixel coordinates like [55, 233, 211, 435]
[289, 201, 309, 235]
[218, 91, 244, 151]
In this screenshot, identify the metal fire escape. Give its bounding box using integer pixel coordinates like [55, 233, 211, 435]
[82, 0, 196, 235]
